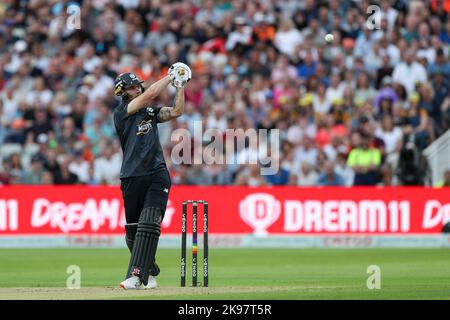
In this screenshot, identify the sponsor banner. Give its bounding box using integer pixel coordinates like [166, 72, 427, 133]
[0, 234, 449, 248]
[0, 186, 449, 235]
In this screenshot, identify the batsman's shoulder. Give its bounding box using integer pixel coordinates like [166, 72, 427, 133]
[114, 101, 130, 120]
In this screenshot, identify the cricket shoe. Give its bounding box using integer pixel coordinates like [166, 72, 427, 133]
[120, 275, 142, 290]
[144, 276, 158, 289]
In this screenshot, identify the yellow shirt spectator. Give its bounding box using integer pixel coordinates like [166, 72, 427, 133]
[347, 147, 381, 167]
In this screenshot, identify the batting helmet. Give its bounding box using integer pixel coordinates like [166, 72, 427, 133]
[114, 72, 144, 99]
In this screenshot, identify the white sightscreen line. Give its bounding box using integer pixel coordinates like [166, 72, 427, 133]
[0, 234, 449, 248]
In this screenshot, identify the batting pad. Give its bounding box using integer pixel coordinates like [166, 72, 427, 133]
[126, 207, 162, 285]
[125, 223, 138, 253]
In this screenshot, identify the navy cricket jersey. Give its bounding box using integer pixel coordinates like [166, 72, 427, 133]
[113, 100, 167, 179]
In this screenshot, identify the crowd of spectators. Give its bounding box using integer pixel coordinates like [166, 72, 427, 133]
[0, 0, 449, 187]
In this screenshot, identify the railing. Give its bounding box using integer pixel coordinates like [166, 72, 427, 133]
[424, 129, 450, 185]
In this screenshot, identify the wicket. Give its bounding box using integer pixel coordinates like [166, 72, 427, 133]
[181, 200, 209, 287]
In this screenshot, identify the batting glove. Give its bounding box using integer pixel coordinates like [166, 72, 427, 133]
[168, 62, 192, 88]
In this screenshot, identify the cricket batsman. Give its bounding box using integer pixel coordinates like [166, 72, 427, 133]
[113, 63, 191, 289]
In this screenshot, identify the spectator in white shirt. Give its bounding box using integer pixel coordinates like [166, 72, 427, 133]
[364, 41, 384, 74]
[225, 17, 252, 51]
[290, 161, 319, 186]
[292, 137, 318, 169]
[235, 164, 268, 187]
[313, 83, 332, 116]
[326, 73, 344, 103]
[89, 65, 114, 101]
[379, 36, 400, 65]
[206, 102, 227, 133]
[274, 19, 303, 58]
[1, 85, 20, 123]
[375, 114, 403, 169]
[335, 152, 354, 186]
[380, 0, 398, 30]
[79, 43, 102, 73]
[392, 49, 427, 93]
[68, 150, 90, 183]
[25, 77, 53, 106]
[323, 135, 347, 162]
[271, 54, 298, 83]
[195, 0, 223, 25]
[354, 27, 374, 58]
[94, 146, 121, 185]
[287, 114, 317, 145]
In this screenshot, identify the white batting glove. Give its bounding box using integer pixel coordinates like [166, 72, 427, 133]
[168, 62, 192, 88]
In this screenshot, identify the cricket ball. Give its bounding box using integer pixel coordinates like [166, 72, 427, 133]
[325, 33, 334, 43]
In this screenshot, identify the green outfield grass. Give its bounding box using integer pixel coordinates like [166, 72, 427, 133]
[0, 248, 449, 299]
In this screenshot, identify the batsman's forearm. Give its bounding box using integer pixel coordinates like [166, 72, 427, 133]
[127, 75, 172, 115]
[146, 75, 171, 97]
[171, 88, 185, 117]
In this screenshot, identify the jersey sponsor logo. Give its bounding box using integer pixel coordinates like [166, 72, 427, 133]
[137, 119, 152, 135]
[146, 107, 155, 116]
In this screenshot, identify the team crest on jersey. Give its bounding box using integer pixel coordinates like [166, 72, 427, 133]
[137, 119, 152, 135]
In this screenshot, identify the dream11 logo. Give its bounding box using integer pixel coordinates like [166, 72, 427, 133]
[239, 193, 281, 235]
